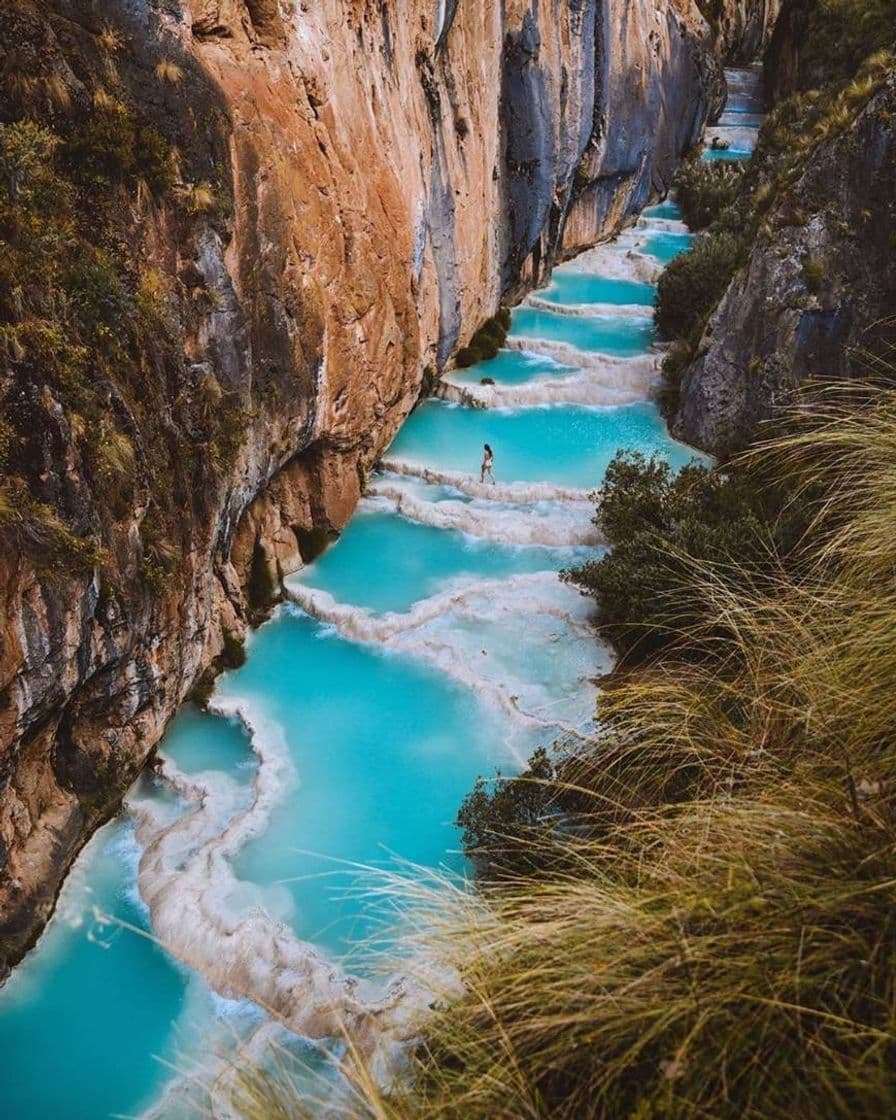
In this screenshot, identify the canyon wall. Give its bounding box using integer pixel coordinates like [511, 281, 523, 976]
[0, 0, 720, 976]
[672, 0, 896, 454]
[673, 76, 896, 453]
[711, 0, 782, 65]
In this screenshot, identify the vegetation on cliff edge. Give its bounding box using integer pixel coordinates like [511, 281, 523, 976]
[0, 3, 235, 586]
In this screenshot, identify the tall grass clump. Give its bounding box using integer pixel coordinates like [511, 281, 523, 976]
[234, 381, 896, 1119]
[673, 157, 746, 231]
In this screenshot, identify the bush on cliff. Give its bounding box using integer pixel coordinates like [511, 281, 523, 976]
[655, 229, 743, 343]
[658, 35, 894, 412]
[455, 747, 564, 881]
[561, 452, 784, 661]
[455, 310, 510, 368]
[0, 10, 237, 586]
[791, 0, 896, 90]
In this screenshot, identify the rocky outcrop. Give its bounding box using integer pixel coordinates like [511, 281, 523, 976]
[764, 0, 815, 102]
[0, 0, 722, 977]
[704, 0, 782, 66]
[672, 76, 896, 454]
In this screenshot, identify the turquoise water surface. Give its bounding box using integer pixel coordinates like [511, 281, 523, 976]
[702, 148, 753, 162]
[451, 348, 576, 386]
[642, 230, 694, 263]
[538, 272, 656, 307]
[387, 399, 697, 486]
[719, 111, 764, 128]
[0, 820, 190, 1120]
[294, 508, 579, 613]
[643, 200, 683, 220]
[509, 306, 655, 354]
[217, 611, 513, 959]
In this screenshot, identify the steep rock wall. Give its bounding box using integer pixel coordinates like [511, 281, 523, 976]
[0, 0, 719, 976]
[713, 0, 781, 64]
[672, 76, 896, 453]
[764, 0, 816, 101]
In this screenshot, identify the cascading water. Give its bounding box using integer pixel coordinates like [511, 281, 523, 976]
[0, 68, 764, 1120]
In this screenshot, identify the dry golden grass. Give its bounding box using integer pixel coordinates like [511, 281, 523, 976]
[97, 25, 125, 54]
[155, 59, 184, 86]
[185, 181, 218, 214]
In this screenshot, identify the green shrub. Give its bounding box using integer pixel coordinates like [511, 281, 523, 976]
[655, 229, 743, 343]
[221, 631, 247, 670]
[134, 126, 175, 195]
[455, 311, 510, 369]
[0, 490, 103, 570]
[562, 451, 799, 661]
[456, 748, 562, 879]
[0, 120, 62, 208]
[65, 98, 137, 186]
[65, 251, 130, 348]
[793, 0, 896, 90]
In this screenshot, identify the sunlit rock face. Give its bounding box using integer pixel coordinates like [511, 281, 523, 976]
[0, 0, 720, 975]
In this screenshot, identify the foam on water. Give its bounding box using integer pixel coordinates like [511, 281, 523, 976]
[363, 481, 600, 547]
[524, 295, 657, 319]
[291, 507, 582, 614]
[378, 460, 593, 504]
[449, 347, 577, 386]
[284, 572, 601, 733]
[559, 237, 663, 283]
[440, 353, 659, 410]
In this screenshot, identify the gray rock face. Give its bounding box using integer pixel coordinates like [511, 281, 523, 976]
[673, 77, 896, 454]
[503, 0, 726, 295]
[714, 0, 782, 64]
[764, 0, 815, 101]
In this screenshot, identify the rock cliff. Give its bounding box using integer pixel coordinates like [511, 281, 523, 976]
[672, 0, 896, 454]
[706, 0, 781, 65]
[0, 0, 721, 977]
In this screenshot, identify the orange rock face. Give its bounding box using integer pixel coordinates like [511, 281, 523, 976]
[0, 0, 720, 975]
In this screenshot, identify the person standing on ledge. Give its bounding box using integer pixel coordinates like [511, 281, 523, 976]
[480, 443, 495, 484]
